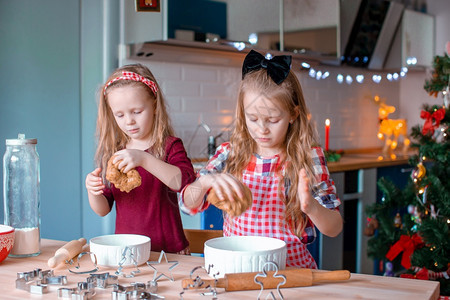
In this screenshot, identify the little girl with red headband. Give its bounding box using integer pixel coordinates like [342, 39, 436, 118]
[85, 64, 195, 254]
[180, 50, 343, 268]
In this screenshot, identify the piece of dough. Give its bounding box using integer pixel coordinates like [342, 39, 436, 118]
[207, 184, 252, 217]
[105, 156, 141, 193]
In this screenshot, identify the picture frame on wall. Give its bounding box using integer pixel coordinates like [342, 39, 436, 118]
[135, 0, 160, 12]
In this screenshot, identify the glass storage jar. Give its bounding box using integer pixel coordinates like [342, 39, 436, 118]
[3, 133, 40, 257]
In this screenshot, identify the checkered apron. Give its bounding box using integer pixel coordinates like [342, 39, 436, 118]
[223, 155, 317, 269]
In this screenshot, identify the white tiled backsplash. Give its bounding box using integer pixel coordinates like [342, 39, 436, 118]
[124, 58, 401, 159]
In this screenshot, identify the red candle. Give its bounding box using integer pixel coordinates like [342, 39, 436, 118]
[325, 119, 330, 151]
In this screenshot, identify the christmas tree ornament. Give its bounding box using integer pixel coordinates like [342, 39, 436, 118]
[411, 162, 426, 181]
[429, 204, 439, 219]
[405, 266, 450, 280]
[443, 86, 449, 108]
[422, 186, 427, 204]
[400, 267, 429, 280]
[394, 213, 402, 228]
[435, 123, 447, 143]
[420, 107, 446, 136]
[385, 234, 424, 269]
[363, 217, 379, 237]
[419, 185, 429, 204]
[383, 262, 394, 277]
[408, 205, 422, 226]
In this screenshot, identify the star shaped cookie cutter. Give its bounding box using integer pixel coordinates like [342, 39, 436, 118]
[146, 250, 179, 282]
[254, 261, 286, 300]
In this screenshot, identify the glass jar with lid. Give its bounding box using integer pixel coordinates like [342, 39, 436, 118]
[3, 133, 40, 257]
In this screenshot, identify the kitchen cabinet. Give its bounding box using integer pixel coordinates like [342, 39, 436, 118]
[201, 204, 224, 230]
[169, 0, 227, 40]
[122, 0, 438, 72]
[121, 0, 167, 44]
[316, 154, 413, 274]
[122, 0, 437, 71]
[317, 168, 377, 274]
[384, 9, 435, 70]
[121, 0, 342, 66]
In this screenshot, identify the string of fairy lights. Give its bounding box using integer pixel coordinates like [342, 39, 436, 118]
[254, 47, 417, 85]
[227, 37, 418, 84]
[300, 61, 410, 84]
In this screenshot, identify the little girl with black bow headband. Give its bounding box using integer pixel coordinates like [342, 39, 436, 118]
[180, 50, 342, 268]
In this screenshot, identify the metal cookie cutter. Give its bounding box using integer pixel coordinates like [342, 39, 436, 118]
[68, 251, 99, 274]
[115, 246, 141, 278]
[146, 250, 179, 282]
[112, 282, 164, 300]
[179, 265, 219, 300]
[16, 268, 67, 294]
[17, 268, 52, 281]
[57, 280, 96, 299]
[89, 272, 119, 289]
[16, 277, 48, 295]
[41, 274, 68, 285]
[254, 261, 286, 300]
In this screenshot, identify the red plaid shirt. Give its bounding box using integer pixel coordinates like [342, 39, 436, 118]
[180, 143, 340, 268]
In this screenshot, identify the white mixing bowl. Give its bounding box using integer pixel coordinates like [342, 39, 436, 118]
[89, 234, 151, 267]
[204, 236, 287, 278]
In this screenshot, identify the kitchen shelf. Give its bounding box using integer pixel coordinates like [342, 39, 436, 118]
[124, 39, 336, 69]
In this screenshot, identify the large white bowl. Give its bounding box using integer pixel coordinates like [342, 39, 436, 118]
[89, 234, 151, 267]
[204, 236, 287, 278]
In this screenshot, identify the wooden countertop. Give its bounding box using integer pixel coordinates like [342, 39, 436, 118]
[193, 149, 416, 173]
[0, 239, 440, 299]
[327, 152, 412, 173]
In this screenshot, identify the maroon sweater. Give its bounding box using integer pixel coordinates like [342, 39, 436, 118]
[103, 136, 196, 253]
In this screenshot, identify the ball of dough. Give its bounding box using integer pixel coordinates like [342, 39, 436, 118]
[207, 184, 253, 217]
[106, 156, 142, 193]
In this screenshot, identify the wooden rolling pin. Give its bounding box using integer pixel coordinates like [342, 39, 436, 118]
[48, 238, 87, 268]
[182, 268, 350, 291]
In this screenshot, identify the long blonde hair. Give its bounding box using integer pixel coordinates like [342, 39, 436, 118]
[225, 69, 319, 235]
[95, 64, 174, 179]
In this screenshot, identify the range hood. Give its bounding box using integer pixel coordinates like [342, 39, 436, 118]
[340, 0, 404, 70]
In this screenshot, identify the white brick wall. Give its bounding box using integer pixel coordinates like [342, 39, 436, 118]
[124, 58, 403, 159]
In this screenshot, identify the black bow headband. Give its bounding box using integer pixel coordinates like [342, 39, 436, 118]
[242, 50, 292, 85]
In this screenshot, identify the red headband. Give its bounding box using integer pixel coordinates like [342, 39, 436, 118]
[103, 71, 158, 97]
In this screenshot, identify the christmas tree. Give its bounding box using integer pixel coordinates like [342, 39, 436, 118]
[365, 45, 449, 296]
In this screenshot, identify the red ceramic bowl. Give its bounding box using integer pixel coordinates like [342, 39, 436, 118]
[0, 225, 15, 263]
